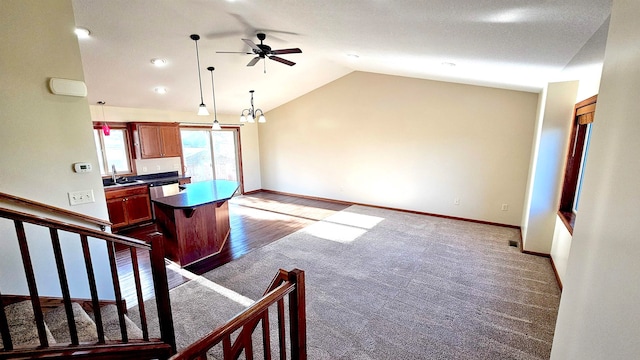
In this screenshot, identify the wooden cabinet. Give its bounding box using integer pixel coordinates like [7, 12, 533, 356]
[105, 185, 152, 231]
[130, 123, 182, 159]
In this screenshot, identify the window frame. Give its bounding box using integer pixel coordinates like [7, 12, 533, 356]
[179, 125, 245, 194]
[558, 95, 597, 234]
[93, 122, 136, 177]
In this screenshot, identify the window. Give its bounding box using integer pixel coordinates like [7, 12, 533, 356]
[93, 124, 133, 176]
[180, 126, 243, 190]
[558, 95, 596, 233]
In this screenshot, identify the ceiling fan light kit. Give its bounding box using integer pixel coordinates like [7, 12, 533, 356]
[217, 33, 302, 71]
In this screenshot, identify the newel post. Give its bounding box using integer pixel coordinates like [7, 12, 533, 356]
[150, 233, 177, 354]
[288, 269, 307, 360]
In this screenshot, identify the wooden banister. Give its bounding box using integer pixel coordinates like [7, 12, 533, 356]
[170, 269, 306, 360]
[0, 204, 175, 360]
[0, 207, 147, 249]
[0, 191, 111, 230]
[0, 199, 303, 360]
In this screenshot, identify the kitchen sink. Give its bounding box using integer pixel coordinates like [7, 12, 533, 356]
[103, 178, 145, 187]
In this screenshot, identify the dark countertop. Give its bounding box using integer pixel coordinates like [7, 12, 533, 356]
[103, 171, 191, 189]
[151, 180, 239, 209]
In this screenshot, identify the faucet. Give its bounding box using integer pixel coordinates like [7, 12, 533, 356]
[111, 164, 117, 183]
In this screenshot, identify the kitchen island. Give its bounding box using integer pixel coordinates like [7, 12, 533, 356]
[151, 180, 239, 267]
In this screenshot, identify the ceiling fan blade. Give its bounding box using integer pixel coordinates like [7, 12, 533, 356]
[242, 38, 261, 52]
[271, 48, 302, 55]
[269, 56, 296, 66]
[247, 56, 261, 66]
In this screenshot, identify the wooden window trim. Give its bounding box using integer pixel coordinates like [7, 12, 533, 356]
[93, 122, 137, 176]
[179, 125, 245, 194]
[558, 95, 597, 234]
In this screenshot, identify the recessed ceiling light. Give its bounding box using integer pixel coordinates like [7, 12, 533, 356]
[151, 58, 167, 67]
[154, 87, 168, 94]
[74, 27, 91, 39]
[346, 53, 360, 60]
[441, 62, 457, 67]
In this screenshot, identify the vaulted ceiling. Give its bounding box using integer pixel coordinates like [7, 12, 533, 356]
[72, 0, 612, 115]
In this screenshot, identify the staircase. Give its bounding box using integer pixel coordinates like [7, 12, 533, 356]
[1, 300, 143, 347]
[0, 192, 307, 359]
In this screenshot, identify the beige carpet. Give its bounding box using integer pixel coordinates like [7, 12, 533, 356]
[133, 205, 560, 359]
[203, 205, 560, 359]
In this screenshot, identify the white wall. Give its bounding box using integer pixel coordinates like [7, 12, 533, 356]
[90, 105, 262, 192]
[549, 217, 572, 287]
[520, 81, 578, 254]
[0, 0, 113, 298]
[261, 72, 538, 226]
[521, 14, 608, 259]
[551, 0, 640, 357]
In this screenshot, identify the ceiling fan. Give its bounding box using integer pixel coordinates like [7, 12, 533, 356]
[217, 33, 302, 67]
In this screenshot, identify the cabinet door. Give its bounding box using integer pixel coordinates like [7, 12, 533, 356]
[106, 198, 127, 229]
[159, 126, 182, 157]
[138, 125, 162, 158]
[125, 194, 152, 225]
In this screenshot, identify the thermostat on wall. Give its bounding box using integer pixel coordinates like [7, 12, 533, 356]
[73, 162, 93, 173]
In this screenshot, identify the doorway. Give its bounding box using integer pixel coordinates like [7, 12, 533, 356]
[180, 126, 243, 193]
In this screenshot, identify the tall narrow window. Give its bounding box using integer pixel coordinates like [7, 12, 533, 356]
[93, 124, 133, 176]
[558, 95, 596, 233]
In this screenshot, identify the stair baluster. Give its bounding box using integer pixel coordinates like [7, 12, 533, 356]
[14, 220, 49, 348]
[107, 241, 129, 342]
[130, 247, 150, 341]
[80, 234, 106, 343]
[150, 233, 177, 353]
[0, 288, 13, 350]
[50, 228, 80, 345]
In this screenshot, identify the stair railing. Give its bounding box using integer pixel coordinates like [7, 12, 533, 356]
[0, 206, 176, 359]
[171, 269, 306, 360]
[0, 191, 111, 231]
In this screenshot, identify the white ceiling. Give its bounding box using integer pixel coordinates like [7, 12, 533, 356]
[71, 0, 612, 116]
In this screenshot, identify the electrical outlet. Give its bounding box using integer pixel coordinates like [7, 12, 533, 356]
[142, 166, 148, 172]
[501, 204, 509, 211]
[68, 189, 95, 206]
[454, 198, 460, 205]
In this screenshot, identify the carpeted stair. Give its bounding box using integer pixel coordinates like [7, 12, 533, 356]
[0, 300, 143, 349]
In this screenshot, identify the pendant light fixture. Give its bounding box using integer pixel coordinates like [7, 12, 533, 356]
[207, 66, 221, 131]
[239, 90, 265, 124]
[98, 101, 110, 136]
[190, 34, 209, 116]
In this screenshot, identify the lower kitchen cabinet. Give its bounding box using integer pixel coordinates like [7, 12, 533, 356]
[105, 184, 152, 231]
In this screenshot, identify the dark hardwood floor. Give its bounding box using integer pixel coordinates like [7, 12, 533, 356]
[116, 191, 351, 308]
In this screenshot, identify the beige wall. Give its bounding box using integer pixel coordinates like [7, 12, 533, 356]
[520, 81, 578, 254]
[0, 0, 112, 298]
[90, 105, 262, 192]
[551, 0, 640, 357]
[522, 12, 607, 260]
[261, 72, 538, 225]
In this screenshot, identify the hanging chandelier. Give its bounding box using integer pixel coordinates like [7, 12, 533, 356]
[190, 34, 209, 116]
[240, 90, 265, 123]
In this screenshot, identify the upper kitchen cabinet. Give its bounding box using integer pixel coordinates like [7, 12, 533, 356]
[130, 123, 182, 159]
